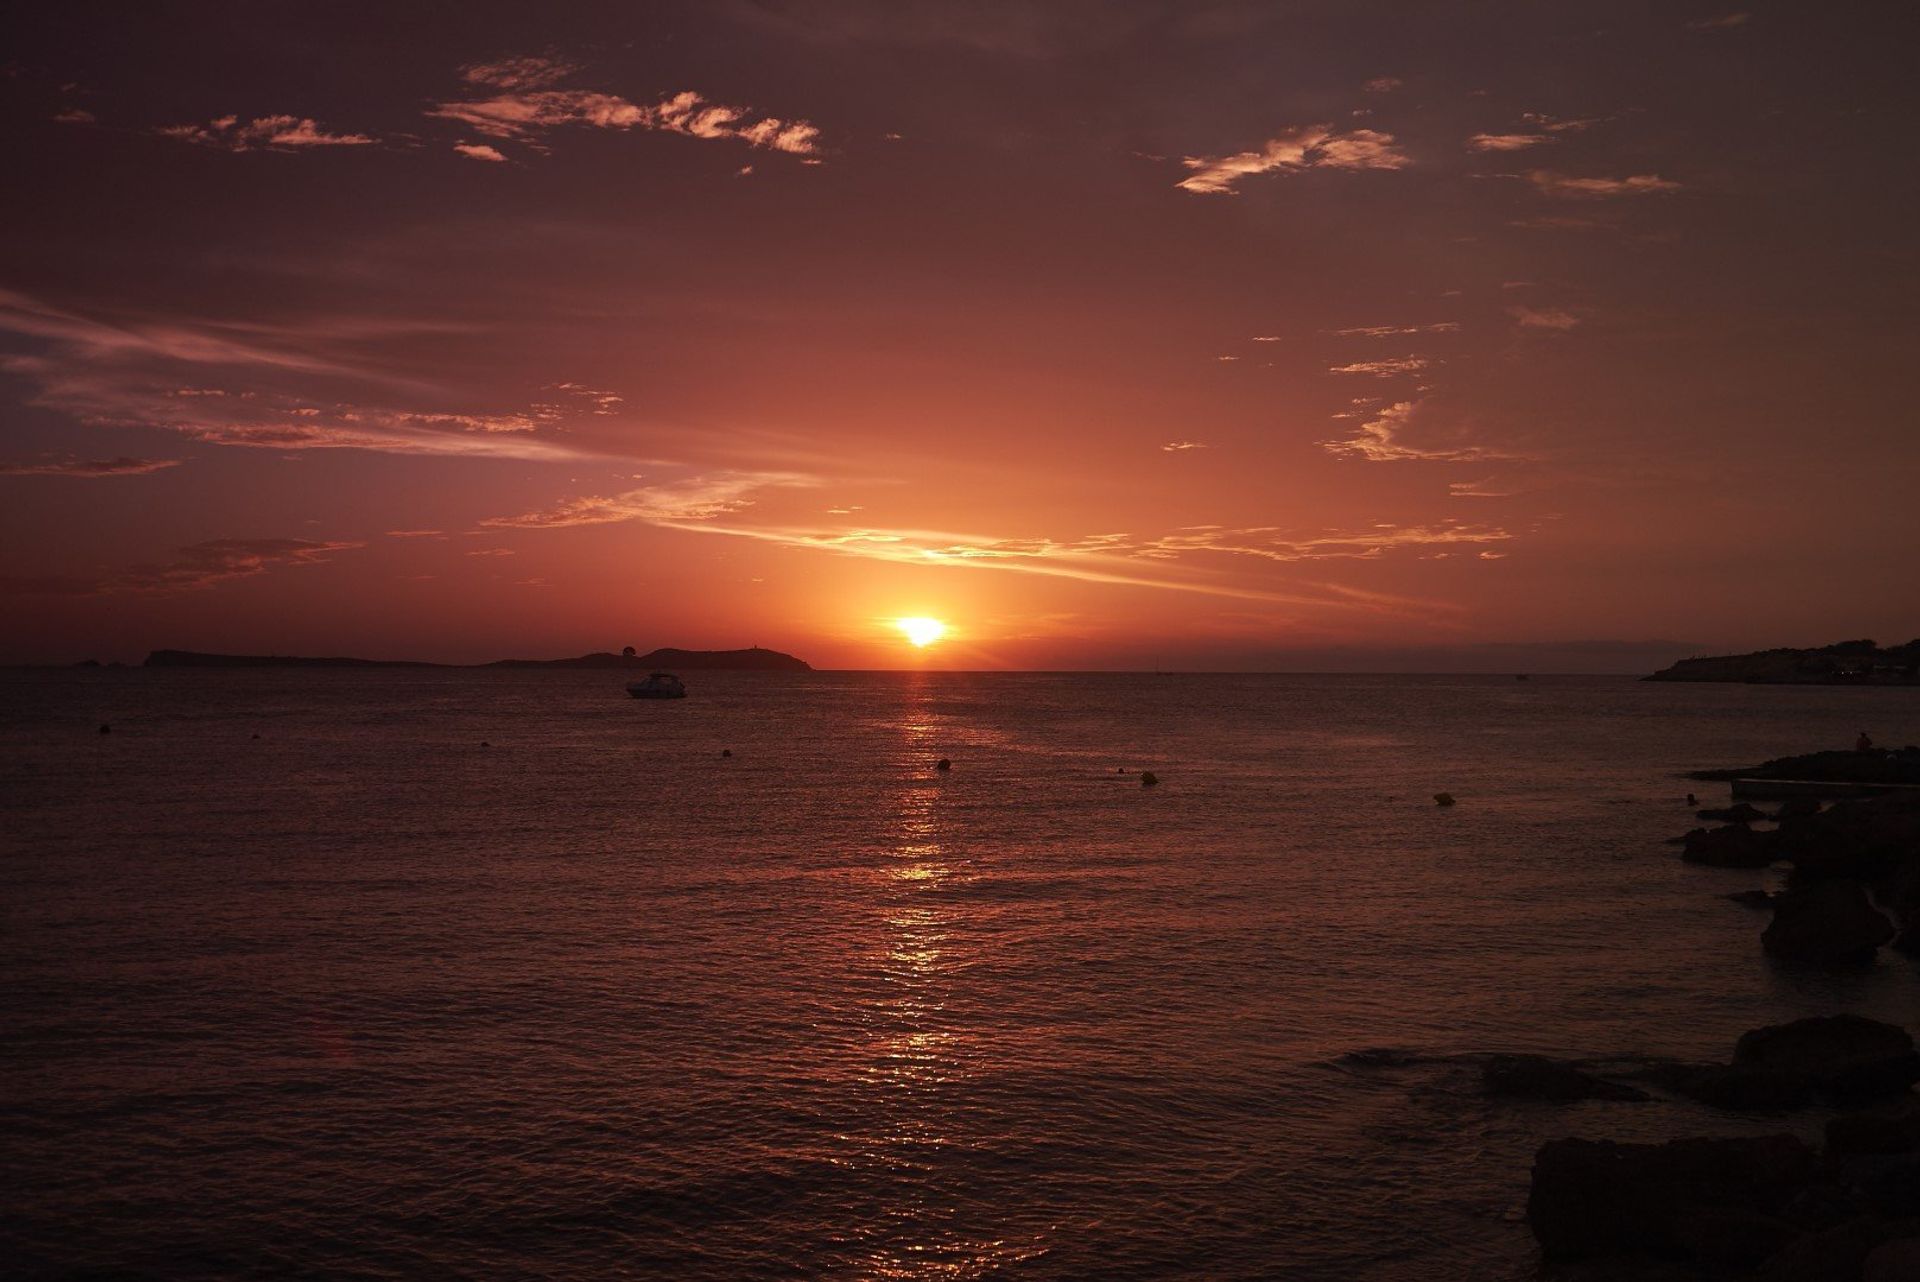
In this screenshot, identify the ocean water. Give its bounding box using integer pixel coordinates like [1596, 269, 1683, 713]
[2, 670, 1916, 1281]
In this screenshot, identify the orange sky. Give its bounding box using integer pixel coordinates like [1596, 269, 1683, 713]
[2, 2, 1915, 668]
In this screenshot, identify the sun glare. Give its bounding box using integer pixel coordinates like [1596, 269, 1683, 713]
[895, 617, 947, 648]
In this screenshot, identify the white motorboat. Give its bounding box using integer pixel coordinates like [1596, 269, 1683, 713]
[626, 672, 687, 699]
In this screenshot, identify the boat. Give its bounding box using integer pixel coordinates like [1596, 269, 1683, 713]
[626, 672, 687, 699]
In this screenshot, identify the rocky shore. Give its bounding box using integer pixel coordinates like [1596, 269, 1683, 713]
[1511, 751, 1920, 1278]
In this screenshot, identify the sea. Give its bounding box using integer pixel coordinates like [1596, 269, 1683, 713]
[2, 670, 1916, 1281]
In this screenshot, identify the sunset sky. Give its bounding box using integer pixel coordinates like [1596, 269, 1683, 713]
[2, 1, 1915, 669]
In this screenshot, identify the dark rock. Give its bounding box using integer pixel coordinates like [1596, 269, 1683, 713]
[1669, 1206, 1809, 1270]
[1776, 794, 1920, 880]
[1775, 796, 1824, 822]
[1827, 1100, 1920, 1158]
[1650, 1061, 1814, 1111]
[1864, 1237, 1920, 1282]
[1700, 802, 1770, 823]
[1726, 889, 1778, 909]
[1527, 1134, 1817, 1261]
[1482, 1053, 1651, 1103]
[1683, 823, 1780, 868]
[1762, 883, 1897, 967]
[1757, 1217, 1920, 1282]
[1735, 1015, 1920, 1103]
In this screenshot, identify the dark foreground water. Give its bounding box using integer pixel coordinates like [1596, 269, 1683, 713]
[2, 670, 1916, 1280]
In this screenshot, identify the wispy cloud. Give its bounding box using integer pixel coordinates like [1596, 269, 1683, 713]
[480, 474, 1480, 618]
[1687, 12, 1751, 30]
[429, 59, 822, 159]
[1364, 77, 1403, 93]
[0, 288, 601, 461]
[461, 55, 579, 90]
[0, 455, 180, 477]
[159, 115, 376, 151]
[453, 143, 508, 162]
[1329, 356, 1433, 378]
[1328, 323, 1460, 337]
[1508, 305, 1580, 330]
[651, 520, 1466, 614]
[1321, 399, 1523, 463]
[1527, 170, 1681, 198]
[1469, 132, 1547, 152]
[1, 537, 359, 596]
[1161, 440, 1208, 451]
[481, 470, 819, 529]
[1176, 124, 1408, 195]
[1135, 521, 1512, 562]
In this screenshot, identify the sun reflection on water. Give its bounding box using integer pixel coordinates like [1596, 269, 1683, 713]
[842, 675, 1052, 1276]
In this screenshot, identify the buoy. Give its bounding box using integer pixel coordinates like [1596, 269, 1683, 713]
[1434, 792, 1455, 806]
[251, 733, 261, 740]
[480, 741, 491, 748]
[935, 758, 951, 772]
[1686, 793, 1697, 806]
[98, 723, 110, 735]
[721, 748, 732, 758]
[1141, 771, 1158, 787]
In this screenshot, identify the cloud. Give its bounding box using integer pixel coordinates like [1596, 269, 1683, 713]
[1521, 113, 1601, 134]
[0, 455, 180, 477]
[480, 470, 819, 529]
[0, 288, 599, 462]
[159, 115, 376, 151]
[541, 382, 623, 415]
[428, 65, 822, 158]
[1364, 77, 1403, 93]
[1328, 323, 1460, 337]
[639, 520, 1465, 614]
[1508, 305, 1580, 330]
[453, 143, 508, 162]
[54, 108, 96, 124]
[1328, 356, 1433, 377]
[460, 55, 579, 89]
[1687, 12, 1751, 29]
[1176, 124, 1408, 194]
[3, 538, 359, 596]
[1161, 440, 1208, 451]
[1134, 521, 1512, 563]
[1527, 170, 1681, 198]
[1469, 133, 1547, 151]
[1320, 399, 1523, 463]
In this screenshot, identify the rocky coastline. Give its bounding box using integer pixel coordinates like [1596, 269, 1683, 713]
[1645, 640, 1920, 685]
[1508, 750, 1920, 1279]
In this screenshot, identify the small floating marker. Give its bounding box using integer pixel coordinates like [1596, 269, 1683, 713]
[935, 758, 951, 772]
[1434, 792, 1456, 806]
[98, 723, 110, 735]
[480, 741, 491, 748]
[721, 748, 732, 758]
[251, 733, 261, 740]
[1686, 792, 1697, 806]
[1140, 771, 1158, 787]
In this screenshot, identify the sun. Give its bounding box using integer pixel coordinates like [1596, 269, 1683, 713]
[895, 617, 947, 648]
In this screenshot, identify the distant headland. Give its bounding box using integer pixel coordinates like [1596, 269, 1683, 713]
[1644, 638, 1919, 685]
[141, 647, 812, 672]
